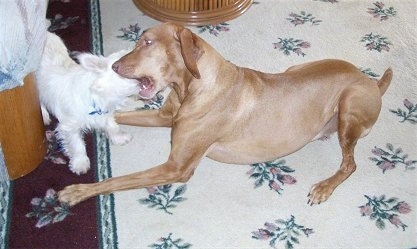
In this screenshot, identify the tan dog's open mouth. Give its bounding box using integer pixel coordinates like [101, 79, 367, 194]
[137, 76, 155, 99]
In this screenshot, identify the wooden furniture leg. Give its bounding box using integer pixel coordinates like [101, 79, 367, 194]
[0, 73, 47, 179]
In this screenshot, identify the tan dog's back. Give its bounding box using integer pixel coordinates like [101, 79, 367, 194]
[205, 60, 388, 164]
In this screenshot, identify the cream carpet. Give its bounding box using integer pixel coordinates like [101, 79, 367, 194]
[93, 0, 416, 248]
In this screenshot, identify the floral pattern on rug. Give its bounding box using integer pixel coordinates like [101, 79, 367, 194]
[367, 1, 397, 21]
[369, 143, 417, 172]
[26, 189, 71, 228]
[139, 184, 187, 215]
[117, 23, 143, 42]
[197, 23, 230, 36]
[149, 233, 192, 249]
[48, 14, 79, 33]
[390, 99, 417, 124]
[287, 11, 322, 26]
[273, 38, 311, 56]
[248, 159, 296, 195]
[141, 92, 165, 110]
[44, 129, 67, 165]
[360, 33, 392, 52]
[252, 215, 314, 249]
[359, 195, 412, 231]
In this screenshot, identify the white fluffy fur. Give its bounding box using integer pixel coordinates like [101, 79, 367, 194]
[36, 32, 139, 175]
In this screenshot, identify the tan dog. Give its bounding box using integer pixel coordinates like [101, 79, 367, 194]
[58, 22, 392, 207]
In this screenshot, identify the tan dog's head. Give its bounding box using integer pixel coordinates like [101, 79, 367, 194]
[112, 22, 203, 100]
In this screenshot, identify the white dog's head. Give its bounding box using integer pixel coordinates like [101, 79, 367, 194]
[76, 51, 140, 112]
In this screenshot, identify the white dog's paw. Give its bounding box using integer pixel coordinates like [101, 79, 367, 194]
[109, 132, 132, 145]
[69, 156, 90, 175]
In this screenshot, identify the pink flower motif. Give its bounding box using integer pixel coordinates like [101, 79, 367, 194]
[254, 229, 271, 239]
[269, 181, 281, 191]
[217, 26, 229, 32]
[380, 44, 390, 52]
[30, 197, 42, 206]
[51, 156, 67, 164]
[375, 1, 385, 9]
[371, 147, 385, 156]
[273, 42, 283, 49]
[269, 167, 281, 175]
[209, 30, 219, 36]
[45, 189, 57, 199]
[247, 168, 255, 175]
[403, 99, 414, 109]
[395, 202, 411, 214]
[389, 214, 404, 227]
[298, 42, 311, 48]
[302, 228, 314, 237]
[294, 48, 303, 56]
[360, 204, 373, 216]
[378, 161, 395, 171]
[264, 222, 278, 231]
[366, 42, 376, 50]
[381, 16, 389, 21]
[147, 187, 157, 195]
[294, 20, 304, 26]
[282, 175, 296, 184]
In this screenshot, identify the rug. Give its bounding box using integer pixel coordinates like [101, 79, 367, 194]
[3, 0, 417, 249]
[2, 1, 101, 248]
[100, 0, 416, 248]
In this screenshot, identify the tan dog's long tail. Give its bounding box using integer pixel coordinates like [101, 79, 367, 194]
[377, 68, 393, 96]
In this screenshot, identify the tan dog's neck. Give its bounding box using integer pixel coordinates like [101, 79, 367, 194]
[170, 72, 195, 102]
[173, 33, 235, 103]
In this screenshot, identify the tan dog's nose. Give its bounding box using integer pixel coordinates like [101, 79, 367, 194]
[112, 61, 121, 74]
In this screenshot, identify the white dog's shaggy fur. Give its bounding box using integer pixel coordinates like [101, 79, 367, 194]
[36, 32, 139, 175]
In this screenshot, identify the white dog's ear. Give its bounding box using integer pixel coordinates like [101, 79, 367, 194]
[77, 53, 108, 73]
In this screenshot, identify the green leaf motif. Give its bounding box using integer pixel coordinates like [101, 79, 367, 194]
[139, 184, 188, 215]
[375, 218, 385, 230]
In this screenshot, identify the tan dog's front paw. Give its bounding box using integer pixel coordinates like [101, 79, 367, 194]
[58, 184, 91, 206]
[307, 180, 335, 205]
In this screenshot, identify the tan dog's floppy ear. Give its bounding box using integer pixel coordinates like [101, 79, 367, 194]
[178, 27, 202, 79]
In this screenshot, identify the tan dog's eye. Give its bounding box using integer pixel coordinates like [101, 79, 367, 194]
[144, 38, 152, 46]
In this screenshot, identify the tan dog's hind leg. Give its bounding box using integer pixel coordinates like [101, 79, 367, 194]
[307, 87, 381, 205]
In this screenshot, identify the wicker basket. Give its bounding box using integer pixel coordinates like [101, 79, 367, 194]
[133, 0, 253, 25]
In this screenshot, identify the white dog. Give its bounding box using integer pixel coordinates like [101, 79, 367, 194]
[36, 32, 139, 175]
